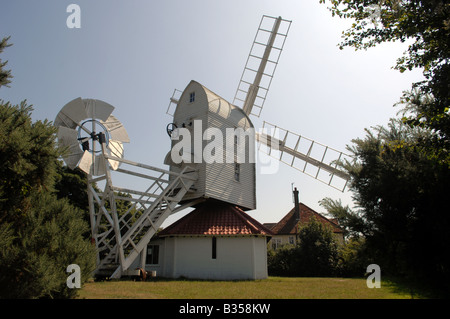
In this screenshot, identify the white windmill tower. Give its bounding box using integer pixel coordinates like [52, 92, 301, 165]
[165, 15, 351, 211]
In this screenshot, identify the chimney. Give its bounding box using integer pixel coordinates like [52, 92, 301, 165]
[293, 187, 300, 220]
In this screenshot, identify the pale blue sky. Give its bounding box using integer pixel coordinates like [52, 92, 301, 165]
[0, 0, 424, 225]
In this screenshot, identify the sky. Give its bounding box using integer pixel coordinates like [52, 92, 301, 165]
[0, 0, 424, 226]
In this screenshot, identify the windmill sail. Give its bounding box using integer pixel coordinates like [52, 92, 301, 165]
[233, 15, 291, 117]
[55, 97, 130, 176]
[257, 121, 352, 191]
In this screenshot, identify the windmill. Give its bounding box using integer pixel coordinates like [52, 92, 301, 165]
[54, 15, 351, 279]
[165, 15, 352, 208]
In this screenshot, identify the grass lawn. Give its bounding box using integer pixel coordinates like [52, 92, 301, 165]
[77, 276, 424, 299]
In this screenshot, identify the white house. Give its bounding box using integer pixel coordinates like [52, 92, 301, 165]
[143, 200, 272, 280]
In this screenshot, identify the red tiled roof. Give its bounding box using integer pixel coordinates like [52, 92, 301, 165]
[158, 201, 273, 236]
[270, 202, 343, 235]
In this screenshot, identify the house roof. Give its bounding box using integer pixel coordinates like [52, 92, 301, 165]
[158, 200, 273, 237]
[268, 202, 343, 235]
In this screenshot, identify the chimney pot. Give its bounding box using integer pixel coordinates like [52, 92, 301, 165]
[293, 187, 300, 220]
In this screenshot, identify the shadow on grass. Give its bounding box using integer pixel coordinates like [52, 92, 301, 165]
[383, 276, 449, 299]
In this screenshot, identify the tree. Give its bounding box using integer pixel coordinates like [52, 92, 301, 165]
[294, 217, 339, 277]
[268, 217, 339, 277]
[318, 1, 450, 293]
[267, 245, 296, 276]
[55, 163, 90, 213]
[0, 101, 60, 223]
[0, 39, 96, 298]
[0, 36, 12, 88]
[0, 191, 96, 298]
[319, 197, 368, 239]
[336, 237, 370, 277]
[320, 0, 450, 164]
[0, 100, 97, 298]
[329, 118, 450, 292]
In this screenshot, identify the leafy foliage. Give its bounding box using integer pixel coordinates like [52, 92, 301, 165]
[268, 217, 340, 277]
[0, 40, 97, 297]
[336, 237, 371, 277]
[321, 0, 450, 164]
[295, 217, 340, 276]
[55, 163, 90, 213]
[0, 36, 12, 88]
[0, 100, 97, 298]
[0, 192, 96, 298]
[0, 101, 60, 223]
[319, 2, 449, 292]
[323, 118, 450, 292]
[319, 197, 368, 239]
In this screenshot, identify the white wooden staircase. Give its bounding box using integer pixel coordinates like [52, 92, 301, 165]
[89, 139, 197, 279]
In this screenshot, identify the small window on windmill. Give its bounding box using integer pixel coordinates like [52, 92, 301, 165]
[189, 91, 195, 103]
[234, 162, 240, 182]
